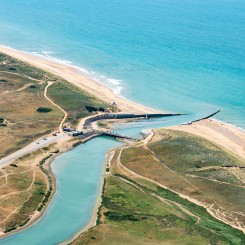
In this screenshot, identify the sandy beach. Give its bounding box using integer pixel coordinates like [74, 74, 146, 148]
[0, 46, 158, 114]
[1, 45, 245, 241]
[168, 119, 245, 161]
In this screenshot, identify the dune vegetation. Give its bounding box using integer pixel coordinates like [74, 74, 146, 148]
[73, 129, 245, 245]
[0, 144, 58, 234]
[0, 53, 113, 158]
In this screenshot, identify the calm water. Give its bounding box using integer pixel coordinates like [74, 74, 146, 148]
[0, 138, 122, 245]
[0, 117, 182, 245]
[0, 0, 244, 128]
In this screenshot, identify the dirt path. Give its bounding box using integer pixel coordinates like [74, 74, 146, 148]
[116, 147, 245, 233]
[0, 71, 44, 83]
[43, 81, 68, 133]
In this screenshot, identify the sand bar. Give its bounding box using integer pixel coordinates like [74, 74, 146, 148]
[169, 119, 245, 161]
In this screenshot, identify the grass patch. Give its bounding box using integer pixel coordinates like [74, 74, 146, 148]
[73, 176, 245, 244]
[0, 148, 51, 233]
[47, 81, 117, 126]
[148, 129, 244, 172]
[119, 129, 245, 240]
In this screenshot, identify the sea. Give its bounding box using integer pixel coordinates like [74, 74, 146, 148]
[0, 0, 244, 129]
[0, 1, 244, 244]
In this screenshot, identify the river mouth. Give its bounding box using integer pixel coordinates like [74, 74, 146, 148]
[0, 115, 194, 245]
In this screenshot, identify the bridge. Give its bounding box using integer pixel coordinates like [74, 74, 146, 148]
[77, 112, 184, 143]
[79, 130, 140, 142]
[96, 130, 139, 141]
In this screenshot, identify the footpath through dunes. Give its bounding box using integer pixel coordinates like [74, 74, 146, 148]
[43, 81, 67, 133]
[119, 129, 245, 233]
[0, 46, 160, 114]
[72, 132, 245, 245]
[0, 52, 115, 161]
[0, 143, 60, 235]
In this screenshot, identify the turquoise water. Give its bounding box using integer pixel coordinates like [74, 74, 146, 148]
[0, 0, 244, 128]
[0, 1, 244, 244]
[0, 117, 179, 245]
[0, 138, 121, 245]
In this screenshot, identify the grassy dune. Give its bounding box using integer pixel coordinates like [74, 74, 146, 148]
[0, 144, 58, 233]
[73, 176, 244, 245]
[0, 53, 112, 158]
[121, 130, 245, 231]
[47, 81, 116, 126]
[73, 129, 245, 244]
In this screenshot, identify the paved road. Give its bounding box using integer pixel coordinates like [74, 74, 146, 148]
[0, 81, 69, 166]
[0, 133, 68, 166]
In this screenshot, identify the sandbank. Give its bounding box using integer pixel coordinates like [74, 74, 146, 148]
[168, 119, 245, 161]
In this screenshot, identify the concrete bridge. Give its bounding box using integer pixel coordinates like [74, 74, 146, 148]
[95, 130, 139, 142]
[79, 130, 140, 142]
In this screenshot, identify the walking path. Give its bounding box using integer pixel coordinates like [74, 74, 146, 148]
[0, 82, 69, 166]
[43, 81, 67, 133]
[115, 139, 245, 233]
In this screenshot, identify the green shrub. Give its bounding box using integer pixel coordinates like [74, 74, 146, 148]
[86, 106, 97, 112]
[37, 107, 52, 113]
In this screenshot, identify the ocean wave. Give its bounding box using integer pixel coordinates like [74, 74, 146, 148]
[1, 45, 157, 114]
[30, 50, 124, 95]
[211, 118, 245, 133]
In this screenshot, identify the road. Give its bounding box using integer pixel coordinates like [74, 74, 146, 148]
[0, 133, 68, 166]
[0, 81, 69, 166]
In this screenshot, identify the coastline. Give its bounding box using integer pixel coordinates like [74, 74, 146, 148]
[0, 46, 159, 114]
[0, 46, 245, 242]
[169, 118, 245, 161]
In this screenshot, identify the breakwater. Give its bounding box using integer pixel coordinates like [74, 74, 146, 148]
[182, 110, 221, 125]
[83, 113, 183, 128]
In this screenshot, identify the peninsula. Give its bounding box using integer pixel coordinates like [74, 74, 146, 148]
[0, 47, 244, 244]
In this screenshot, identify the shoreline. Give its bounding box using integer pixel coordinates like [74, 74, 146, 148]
[169, 118, 245, 161]
[0, 138, 79, 239]
[0, 46, 245, 242]
[63, 145, 123, 245]
[0, 45, 160, 115]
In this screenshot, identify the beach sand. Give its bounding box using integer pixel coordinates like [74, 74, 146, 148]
[0, 46, 158, 114]
[1, 45, 245, 240]
[168, 119, 245, 161]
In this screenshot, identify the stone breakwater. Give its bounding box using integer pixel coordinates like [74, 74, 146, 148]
[83, 113, 183, 128]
